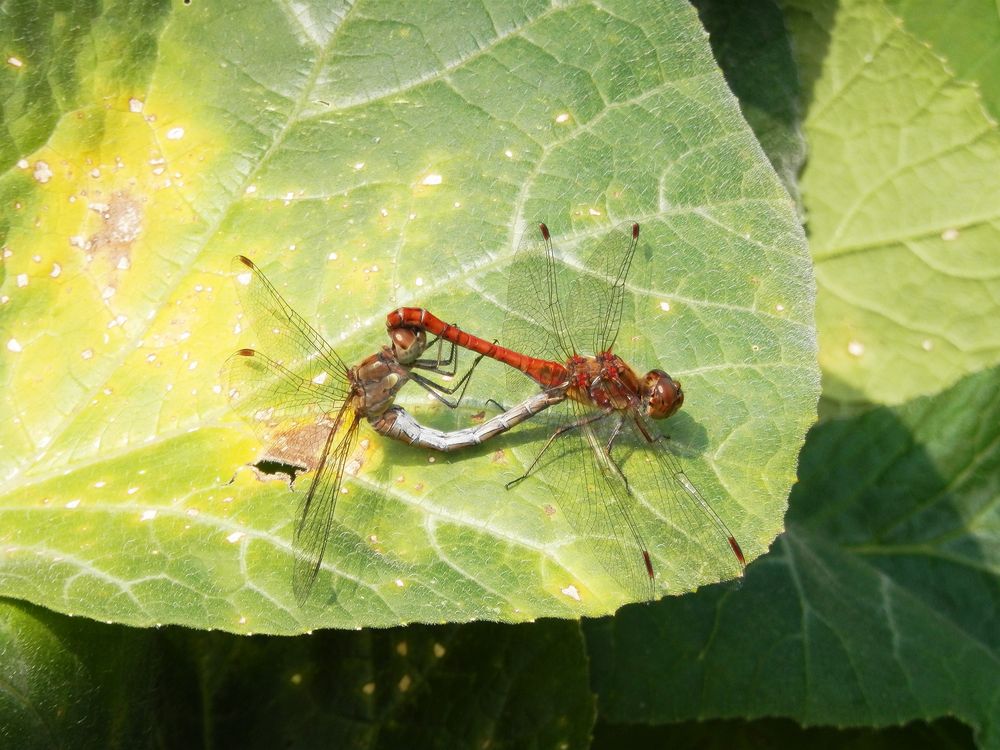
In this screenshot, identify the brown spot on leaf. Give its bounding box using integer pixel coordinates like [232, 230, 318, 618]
[86, 191, 143, 262]
[254, 418, 335, 475]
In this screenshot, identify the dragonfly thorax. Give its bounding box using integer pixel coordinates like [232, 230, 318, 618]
[352, 350, 410, 416]
[571, 353, 644, 412]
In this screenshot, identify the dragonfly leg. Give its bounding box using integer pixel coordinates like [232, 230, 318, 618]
[630, 414, 686, 460]
[505, 408, 609, 490]
[409, 336, 500, 406]
[407, 349, 489, 408]
[412, 331, 498, 377]
[412, 333, 458, 375]
[631, 413, 659, 444]
[602, 413, 632, 493]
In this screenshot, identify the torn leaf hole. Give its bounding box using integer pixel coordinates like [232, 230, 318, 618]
[251, 459, 307, 486]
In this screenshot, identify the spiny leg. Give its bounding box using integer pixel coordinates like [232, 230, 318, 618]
[407, 348, 489, 408]
[506, 408, 610, 490]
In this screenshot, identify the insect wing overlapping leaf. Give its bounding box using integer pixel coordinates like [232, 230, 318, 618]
[500, 224, 639, 395]
[501, 225, 573, 396]
[520, 398, 657, 601]
[615, 411, 746, 591]
[291, 405, 362, 604]
[225, 255, 362, 604]
[231, 255, 351, 394]
[563, 222, 639, 356]
[224, 256, 351, 467]
[221, 349, 343, 467]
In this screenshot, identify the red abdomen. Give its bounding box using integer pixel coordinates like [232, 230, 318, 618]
[386, 307, 567, 388]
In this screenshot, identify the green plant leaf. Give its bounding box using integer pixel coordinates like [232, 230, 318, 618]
[693, 0, 806, 205]
[585, 366, 1000, 748]
[158, 620, 593, 748]
[0, 602, 592, 748]
[885, 0, 1000, 125]
[591, 718, 976, 749]
[783, 0, 1000, 406]
[0, 599, 155, 749]
[0, 0, 816, 632]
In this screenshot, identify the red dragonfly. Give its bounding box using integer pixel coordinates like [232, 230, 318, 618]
[223, 256, 484, 604]
[386, 222, 746, 599]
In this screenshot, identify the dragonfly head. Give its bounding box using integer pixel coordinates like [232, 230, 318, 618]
[643, 369, 683, 420]
[388, 326, 428, 365]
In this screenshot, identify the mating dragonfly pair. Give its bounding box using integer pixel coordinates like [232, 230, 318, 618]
[223, 223, 746, 605]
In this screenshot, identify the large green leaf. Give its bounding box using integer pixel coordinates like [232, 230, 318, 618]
[591, 718, 975, 749]
[886, 0, 1000, 125]
[0, 599, 155, 749]
[161, 620, 594, 748]
[693, 0, 806, 205]
[783, 0, 1000, 406]
[0, 0, 816, 632]
[0, 599, 592, 748]
[586, 366, 1000, 748]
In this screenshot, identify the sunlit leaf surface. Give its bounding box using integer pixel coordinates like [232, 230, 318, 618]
[785, 0, 1000, 405]
[0, 0, 816, 632]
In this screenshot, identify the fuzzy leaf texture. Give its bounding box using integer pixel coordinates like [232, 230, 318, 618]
[0, 0, 816, 632]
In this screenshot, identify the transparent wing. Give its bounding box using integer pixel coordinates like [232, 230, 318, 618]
[501, 224, 574, 395]
[621, 411, 746, 589]
[222, 347, 362, 604]
[512, 398, 744, 601]
[516, 398, 657, 601]
[222, 349, 344, 465]
[292, 405, 361, 605]
[231, 255, 351, 390]
[563, 221, 639, 356]
[501, 223, 640, 395]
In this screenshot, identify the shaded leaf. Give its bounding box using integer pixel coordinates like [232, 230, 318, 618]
[693, 0, 806, 205]
[591, 717, 975, 750]
[162, 620, 593, 750]
[586, 366, 1000, 748]
[0, 599, 155, 749]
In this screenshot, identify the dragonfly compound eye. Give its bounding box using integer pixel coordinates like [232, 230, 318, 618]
[644, 370, 683, 419]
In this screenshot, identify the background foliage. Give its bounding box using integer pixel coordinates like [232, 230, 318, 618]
[1, 0, 997, 748]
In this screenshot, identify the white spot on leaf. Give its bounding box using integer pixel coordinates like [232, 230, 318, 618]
[561, 584, 581, 601]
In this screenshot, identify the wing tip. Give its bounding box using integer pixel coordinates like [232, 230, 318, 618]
[642, 550, 654, 578]
[729, 537, 746, 568]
